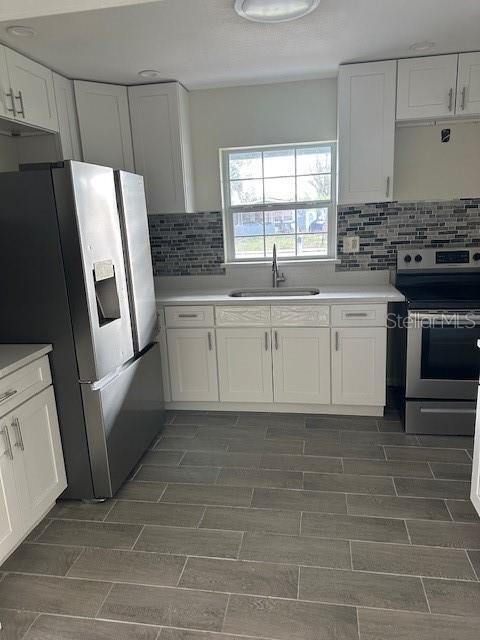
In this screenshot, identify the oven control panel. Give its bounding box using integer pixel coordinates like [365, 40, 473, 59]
[398, 248, 480, 271]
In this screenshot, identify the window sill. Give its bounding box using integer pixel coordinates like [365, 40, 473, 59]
[222, 258, 340, 268]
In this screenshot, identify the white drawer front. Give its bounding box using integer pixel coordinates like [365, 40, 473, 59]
[165, 306, 214, 327]
[216, 306, 271, 326]
[271, 305, 330, 327]
[0, 356, 52, 418]
[331, 304, 387, 327]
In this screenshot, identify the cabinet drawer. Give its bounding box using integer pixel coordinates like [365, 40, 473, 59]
[271, 305, 330, 326]
[216, 306, 270, 326]
[165, 306, 214, 327]
[331, 304, 386, 327]
[0, 356, 52, 418]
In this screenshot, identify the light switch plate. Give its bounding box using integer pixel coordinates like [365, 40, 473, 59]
[343, 236, 360, 253]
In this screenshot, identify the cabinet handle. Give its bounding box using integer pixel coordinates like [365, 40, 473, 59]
[0, 388, 17, 404]
[448, 88, 454, 112]
[1, 426, 13, 460]
[5, 88, 15, 114]
[385, 176, 390, 198]
[12, 417, 24, 451]
[178, 313, 198, 318]
[15, 90, 25, 117]
[264, 331, 269, 351]
[461, 86, 467, 111]
[274, 330, 279, 350]
[335, 331, 340, 351]
[345, 312, 368, 318]
[207, 331, 213, 351]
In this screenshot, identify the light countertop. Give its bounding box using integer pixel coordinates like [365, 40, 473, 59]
[0, 344, 52, 380]
[156, 284, 404, 306]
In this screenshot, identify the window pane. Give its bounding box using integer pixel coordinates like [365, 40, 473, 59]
[297, 208, 328, 233]
[230, 179, 263, 206]
[234, 236, 265, 259]
[229, 151, 262, 179]
[233, 211, 264, 237]
[263, 148, 295, 178]
[265, 210, 295, 235]
[297, 233, 328, 256]
[265, 235, 296, 257]
[297, 174, 331, 201]
[264, 177, 295, 203]
[296, 146, 331, 175]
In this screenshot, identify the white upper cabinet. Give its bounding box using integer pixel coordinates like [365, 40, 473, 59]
[456, 52, 480, 117]
[128, 82, 195, 214]
[74, 80, 134, 171]
[396, 54, 458, 120]
[0, 46, 58, 131]
[338, 60, 396, 205]
[53, 73, 82, 160]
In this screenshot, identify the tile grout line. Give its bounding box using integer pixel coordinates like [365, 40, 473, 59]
[64, 546, 87, 578]
[420, 577, 432, 613]
[220, 592, 232, 634]
[130, 525, 146, 551]
[464, 549, 480, 582]
[93, 582, 115, 619]
[175, 555, 190, 587]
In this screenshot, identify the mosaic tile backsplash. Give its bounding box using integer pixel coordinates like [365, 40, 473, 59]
[148, 200, 480, 276]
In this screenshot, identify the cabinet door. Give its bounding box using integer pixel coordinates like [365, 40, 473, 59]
[53, 72, 82, 160]
[216, 328, 273, 403]
[74, 80, 134, 171]
[338, 60, 396, 204]
[0, 421, 21, 562]
[167, 328, 218, 402]
[457, 52, 480, 117]
[273, 328, 330, 404]
[471, 386, 480, 517]
[331, 327, 386, 406]
[5, 47, 58, 131]
[11, 386, 67, 526]
[128, 83, 194, 213]
[0, 45, 14, 121]
[397, 55, 458, 120]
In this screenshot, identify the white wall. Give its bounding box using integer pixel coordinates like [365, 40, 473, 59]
[394, 121, 480, 201]
[190, 78, 337, 212]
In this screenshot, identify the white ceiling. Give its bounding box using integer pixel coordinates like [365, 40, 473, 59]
[0, 0, 480, 89]
[0, 0, 154, 22]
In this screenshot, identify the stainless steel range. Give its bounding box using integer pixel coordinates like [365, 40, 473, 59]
[396, 247, 480, 435]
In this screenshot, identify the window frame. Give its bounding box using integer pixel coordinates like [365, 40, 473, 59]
[220, 141, 337, 264]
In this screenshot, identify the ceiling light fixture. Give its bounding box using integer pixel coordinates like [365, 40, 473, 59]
[138, 69, 162, 78]
[409, 41, 435, 52]
[234, 0, 320, 23]
[6, 25, 35, 37]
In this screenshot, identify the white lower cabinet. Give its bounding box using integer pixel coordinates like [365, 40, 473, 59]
[217, 328, 273, 403]
[0, 432, 21, 561]
[273, 328, 330, 404]
[167, 328, 218, 402]
[471, 384, 480, 516]
[331, 327, 386, 406]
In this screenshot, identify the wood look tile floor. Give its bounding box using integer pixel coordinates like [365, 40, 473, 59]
[1, 410, 480, 640]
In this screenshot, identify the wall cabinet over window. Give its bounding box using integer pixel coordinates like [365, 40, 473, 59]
[74, 80, 134, 171]
[128, 82, 195, 214]
[338, 60, 396, 205]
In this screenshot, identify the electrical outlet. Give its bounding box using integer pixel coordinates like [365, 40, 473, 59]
[343, 236, 360, 253]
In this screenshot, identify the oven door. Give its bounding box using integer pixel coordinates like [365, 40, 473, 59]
[406, 311, 480, 400]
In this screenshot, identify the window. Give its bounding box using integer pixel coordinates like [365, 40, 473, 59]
[220, 142, 336, 263]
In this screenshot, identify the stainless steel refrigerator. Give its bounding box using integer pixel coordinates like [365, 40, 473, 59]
[0, 161, 164, 499]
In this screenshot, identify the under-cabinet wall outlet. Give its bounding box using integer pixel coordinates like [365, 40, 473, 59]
[343, 236, 360, 253]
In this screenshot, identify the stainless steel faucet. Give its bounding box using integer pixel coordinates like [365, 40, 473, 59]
[272, 243, 286, 288]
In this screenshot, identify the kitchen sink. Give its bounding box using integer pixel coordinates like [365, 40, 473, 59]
[229, 287, 320, 298]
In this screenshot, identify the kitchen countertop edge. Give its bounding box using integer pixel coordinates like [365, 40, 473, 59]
[0, 344, 53, 380]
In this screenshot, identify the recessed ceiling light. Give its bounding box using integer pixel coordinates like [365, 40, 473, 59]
[409, 40, 435, 52]
[234, 0, 320, 23]
[6, 25, 35, 37]
[138, 69, 162, 78]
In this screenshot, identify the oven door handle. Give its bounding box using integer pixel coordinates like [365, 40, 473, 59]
[409, 312, 480, 326]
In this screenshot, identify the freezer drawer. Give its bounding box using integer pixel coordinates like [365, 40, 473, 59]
[80, 343, 164, 498]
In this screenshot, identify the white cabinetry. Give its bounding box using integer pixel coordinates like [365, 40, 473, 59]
[471, 376, 480, 516]
[167, 328, 218, 402]
[0, 46, 11, 121]
[331, 327, 386, 406]
[53, 73, 82, 160]
[0, 350, 66, 565]
[457, 52, 480, 117]
[396, 55, 458, 121]
[74, 80, 134, 171]
[338, 60, 396, 205]
[272, 328, 330, 404]
[217, 328, 273, 403]
[128, 82, 195, 214]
